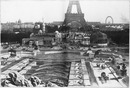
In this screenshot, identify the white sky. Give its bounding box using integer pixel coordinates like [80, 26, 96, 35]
[1, 0, 130, 23]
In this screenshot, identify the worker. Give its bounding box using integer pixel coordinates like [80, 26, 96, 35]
[101, 72, 109, 83]
[120, 63, 127, 76]
[38, 30, 43, 35]
[94, 49, 101, 58]
[87, 48, 94, 61]
[55, 31, 62, 44]
[96, 63, 100, 67]
[30, 33, 34, 37]
[8, 47, 16, 57]
[33, 46, 40, 56]
[101, 64, 105, 69]
[117, 65, 120, 70]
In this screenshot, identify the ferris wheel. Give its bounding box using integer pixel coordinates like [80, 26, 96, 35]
[105, 16, 114, 24]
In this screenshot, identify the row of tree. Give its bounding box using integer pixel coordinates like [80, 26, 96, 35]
[1, 24, 129, 45]
[102, 30, 129, 45]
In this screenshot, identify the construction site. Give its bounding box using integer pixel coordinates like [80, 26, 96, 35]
[1, 0, 129, 87]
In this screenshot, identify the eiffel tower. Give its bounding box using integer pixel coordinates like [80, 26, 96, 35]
[63, 0, 87, 31]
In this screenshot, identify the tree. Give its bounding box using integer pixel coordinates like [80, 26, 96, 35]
[59, 26, 70, 33]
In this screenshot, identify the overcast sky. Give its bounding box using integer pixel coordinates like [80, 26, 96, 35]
[1, 0, 129, 23]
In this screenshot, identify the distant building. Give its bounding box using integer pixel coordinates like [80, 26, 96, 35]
[51, 21, 63, 26]
[1, 22, 35, 33]
[13, 22, 34, 33]
[13, 22, 34, 29]
[51, 21, 101, 26]
[86, 22, 101, 25]
[18, 19, 22, 24]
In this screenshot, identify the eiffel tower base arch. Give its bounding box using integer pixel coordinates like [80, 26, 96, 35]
[62, 0, 90, 32]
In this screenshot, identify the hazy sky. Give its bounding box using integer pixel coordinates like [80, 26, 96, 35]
[1, 0, 129, 23]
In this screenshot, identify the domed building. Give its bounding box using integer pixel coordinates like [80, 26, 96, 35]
[90, 31, 108, 46]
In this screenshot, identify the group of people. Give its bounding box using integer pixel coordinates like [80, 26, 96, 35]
[116, 63, 127, 76]
[83, 48, 100, 62]
[108, 55, 127, 77]
[28, 40, 40, 56]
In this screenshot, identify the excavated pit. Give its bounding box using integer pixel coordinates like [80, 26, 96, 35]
[24, 52, 81, 87]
